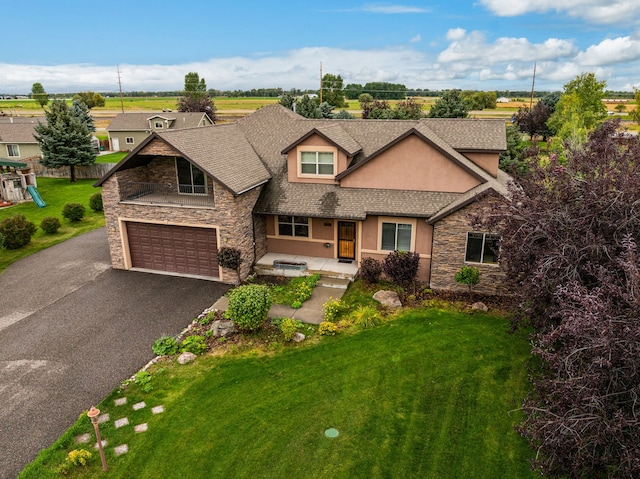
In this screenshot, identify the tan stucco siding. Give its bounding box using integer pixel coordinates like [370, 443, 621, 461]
[463, 152, 499, 177]
[266, 238, 334, 258]
[286, 133, 347, 184]
[340, 135, 481, 192]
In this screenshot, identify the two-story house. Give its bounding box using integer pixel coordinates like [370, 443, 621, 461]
[96, 105, 511, 294]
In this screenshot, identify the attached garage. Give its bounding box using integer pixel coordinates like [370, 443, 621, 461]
[126, 222, 219, 278]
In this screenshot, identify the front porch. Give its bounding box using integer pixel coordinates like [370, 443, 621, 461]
[254, 252, 358, 285]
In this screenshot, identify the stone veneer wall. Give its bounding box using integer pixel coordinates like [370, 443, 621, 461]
[429, 196, 509, 296]
[101, 164, 263, 285]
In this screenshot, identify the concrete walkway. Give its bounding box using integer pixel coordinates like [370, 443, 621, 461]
[212, 280, 350, 324]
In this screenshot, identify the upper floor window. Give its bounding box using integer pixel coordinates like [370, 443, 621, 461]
[300, 151, 334, 176]
[125, 137, 134, 144]
[465, 232, 500, 264]
[381, 222, 412, 251]
[154, 121, 164, 128]
[176, 157, 207, 195]
[7, 144, 19, 157]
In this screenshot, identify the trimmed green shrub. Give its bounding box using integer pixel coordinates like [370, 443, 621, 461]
[40, 216, 61, 234]
[180, 335, 207, 355]
[217, 247, 242, 270]
[224, 284, 272, 331]
[360, 257, 382, 283]
[0, 214, 37, 249]
[88, 192, 103, 212]
[382, 250, 420, 286]
[279, 317, 298, 342]
[67, 449, 92, 467]
[319, 321, 338, 336]
[454, 265, 480, 294]
[62, 202, 86, 222]
[152, 335, 179, 356]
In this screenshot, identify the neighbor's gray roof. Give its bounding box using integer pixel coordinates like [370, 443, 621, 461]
[240, 104, 509, 220]
[155, 124, 270, 194]
[107, 112, 212, 131]
[0, 122, 40, 143]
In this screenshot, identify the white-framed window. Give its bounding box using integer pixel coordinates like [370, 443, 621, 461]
[381, 222, 413, 251]
[278, 215, 309, 237]
[300, 151, 334, 176]
[176, 157, 207, 194]
[125, 137, 134, 144]
[7, 144, 20, 157]
[465, 232, 500, 264]
[154, 121, 164, 128]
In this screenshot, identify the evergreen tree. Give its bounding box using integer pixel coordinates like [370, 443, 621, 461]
[34, 99, 96, 182]
[427, 90, 469, 118]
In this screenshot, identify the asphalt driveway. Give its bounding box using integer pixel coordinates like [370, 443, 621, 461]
[0, 228, 229, 478]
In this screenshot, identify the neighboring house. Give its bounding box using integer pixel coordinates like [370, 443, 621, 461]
[96, 104, 511, 294]
[496, 97, 511, 103]
[107, 112, 214, 151]
[0, 119, 42, 161]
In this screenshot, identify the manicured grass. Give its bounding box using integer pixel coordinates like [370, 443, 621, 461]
[19, 307, 536, 478]
[95, 152, 127, 164]
[0, 178, 104, 273]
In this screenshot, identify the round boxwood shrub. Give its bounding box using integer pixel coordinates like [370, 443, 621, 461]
[89, 192, 103, 212]
[62, 202, 86, 222]
[40, 216, 61, 234]
[224, 284, 272, 332]
[0, 214, 37, 249]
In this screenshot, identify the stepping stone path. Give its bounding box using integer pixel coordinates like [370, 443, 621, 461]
[73, 397, 165, 459]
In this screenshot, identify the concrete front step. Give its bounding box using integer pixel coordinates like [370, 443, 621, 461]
[317, 277, 351, 289]
[254, 265, 356, 282]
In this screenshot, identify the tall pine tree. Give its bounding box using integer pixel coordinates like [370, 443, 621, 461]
[34, 99, 96, 182]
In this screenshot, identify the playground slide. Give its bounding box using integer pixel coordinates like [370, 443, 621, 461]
[26, 185, 46, 208]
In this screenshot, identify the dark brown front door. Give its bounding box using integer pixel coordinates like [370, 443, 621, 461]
[338, 221, 356, 260]
[127, 222, 219, 278]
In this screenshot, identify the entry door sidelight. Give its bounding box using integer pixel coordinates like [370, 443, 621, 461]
[338, 221, 356, 260]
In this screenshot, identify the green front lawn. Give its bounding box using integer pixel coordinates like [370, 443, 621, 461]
[0, 178, 104, 273]
[20, 307, 536, 478]
[95, 152, 127, 164]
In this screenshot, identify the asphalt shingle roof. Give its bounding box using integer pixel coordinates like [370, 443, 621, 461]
[0, 122, 40, 143]
[107, 112, 211, 131]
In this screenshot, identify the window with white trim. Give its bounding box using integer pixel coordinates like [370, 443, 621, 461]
[125, 137, 134, 144]
[465, 232, 500, 264]
[7, 144, 19, 157]
[278, 216, 309, 237]
[381, 222, 412, 251]
[154, 121, 164, 128]
[176, 157, 207, 194]
[300, 151, 334, 176]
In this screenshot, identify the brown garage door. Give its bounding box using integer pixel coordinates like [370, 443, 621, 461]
[126, 222, 218, 278]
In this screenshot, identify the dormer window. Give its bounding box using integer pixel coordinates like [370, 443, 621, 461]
[154, 121, 164, 128]
[299, 148, 335, 177]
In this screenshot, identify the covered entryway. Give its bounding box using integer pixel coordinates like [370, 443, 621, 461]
[126, 222, 219, 278]
[338, 221, 356, 261]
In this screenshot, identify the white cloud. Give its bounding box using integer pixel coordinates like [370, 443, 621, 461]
[410, 34, 422, 43]
[438, 30, 576, 63]
[480, 0, 638, 24]
[575, 36, 640, 66]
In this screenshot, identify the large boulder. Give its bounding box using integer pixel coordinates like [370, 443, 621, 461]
[210, 319, 237, 338]
[177, 352, 197, 365]
[373, 290, 402, 308]
[292, 332, 306, 343]
[471, 302, 489, 312]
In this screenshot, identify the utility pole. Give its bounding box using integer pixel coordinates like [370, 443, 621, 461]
[530, 62, 536, 109]
[319, 61, 323, 103]
[117, 65, 125, 113]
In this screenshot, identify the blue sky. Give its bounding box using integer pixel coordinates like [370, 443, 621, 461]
[1, 0, 639, 94]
